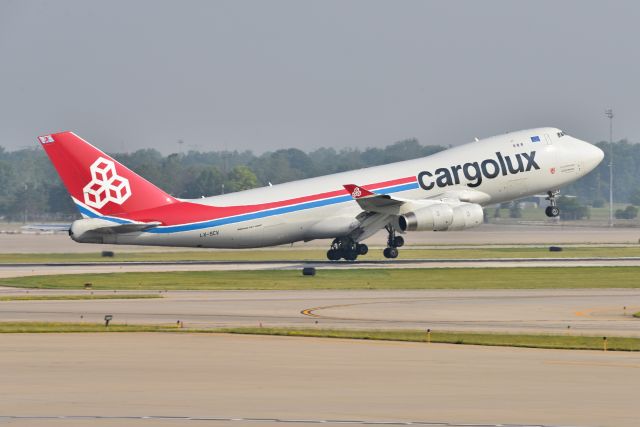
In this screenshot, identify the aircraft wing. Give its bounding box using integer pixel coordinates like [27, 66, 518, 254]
[343, 184, 412, 241]
[344, 184, 491, 214]
[343, 183, 489, 241]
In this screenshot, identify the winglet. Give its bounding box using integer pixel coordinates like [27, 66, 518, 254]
[343, 184, 376, 199]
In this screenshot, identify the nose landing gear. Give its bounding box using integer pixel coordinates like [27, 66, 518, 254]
[545, 190, 560, 217]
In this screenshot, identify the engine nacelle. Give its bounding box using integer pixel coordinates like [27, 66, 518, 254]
[398, 203, 484, 232]
[447, 203, 484, 231]
[398, 204, 454, 231]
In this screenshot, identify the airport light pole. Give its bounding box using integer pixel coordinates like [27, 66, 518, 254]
[605, 109, 614, 227]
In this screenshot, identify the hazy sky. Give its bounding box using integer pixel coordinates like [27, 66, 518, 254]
[1, 0, 639, 153]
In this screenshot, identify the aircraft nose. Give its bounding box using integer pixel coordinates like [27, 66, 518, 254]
[579, 139, 604, 172]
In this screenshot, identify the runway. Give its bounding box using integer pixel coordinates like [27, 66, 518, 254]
[3, 223, 640, 253]
[2, 256, 640, 279]
[1, 333, 638, 427]
[1, 288, 638, 336]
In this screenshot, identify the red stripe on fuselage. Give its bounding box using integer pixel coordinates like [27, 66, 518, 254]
[115, 176, 417, 226]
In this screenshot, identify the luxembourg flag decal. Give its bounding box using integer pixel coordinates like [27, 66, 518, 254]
[38, 135, 54, 144]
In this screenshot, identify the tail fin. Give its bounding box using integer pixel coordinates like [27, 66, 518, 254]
[39, 132, 176, 217]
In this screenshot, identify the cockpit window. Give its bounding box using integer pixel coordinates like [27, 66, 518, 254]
[557, 131, 565, 138]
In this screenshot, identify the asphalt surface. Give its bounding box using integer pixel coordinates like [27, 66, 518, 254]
[2, 225, 639, 427]
[2, 256, 640, 279]
[1, 288, 638, 337]
[1, 333, 638, 427]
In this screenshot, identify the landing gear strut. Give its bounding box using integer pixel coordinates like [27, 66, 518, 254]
[545, 190, 560, 218]
[383, 225, 403, 259]
[326, 237, 368, 261]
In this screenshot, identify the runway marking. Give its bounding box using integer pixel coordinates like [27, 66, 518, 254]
[300, 300, 640, 329]
[301, 302, 366, 318]
[573, 306, 638, 319]
[301, 307, 322, 317]
[0, 415, 581, 426]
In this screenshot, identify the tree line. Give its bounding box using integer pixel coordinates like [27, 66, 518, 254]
[0, 138, 638, 222]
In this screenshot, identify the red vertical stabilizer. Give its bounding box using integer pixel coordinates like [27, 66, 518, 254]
[39, 132, 177, 217]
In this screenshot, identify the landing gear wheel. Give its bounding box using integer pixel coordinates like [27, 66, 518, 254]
[343, 250, 358, 261]
[392, 236, 404, 248]
[545, 190, 560, 218]
[327, 249, 341, 261]
[356, 243, 369, 255]
[545, 206, 560, 218]
[383, 247, 399, 259]
[327, 237, 361, 261]
[383, 224, 402, 259]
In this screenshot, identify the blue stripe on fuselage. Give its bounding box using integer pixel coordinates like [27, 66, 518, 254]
[76, 204, 133, 224]
[74, 181, 421, 234]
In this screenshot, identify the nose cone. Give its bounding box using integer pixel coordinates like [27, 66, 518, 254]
[569, 138, 604, 175]
[579, 139, 604, 173]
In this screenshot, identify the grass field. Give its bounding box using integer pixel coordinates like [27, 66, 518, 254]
[0, 322, 177, 333]
[0, 322, 637, 351]
[2, 246, 640, 264]
[2, 266, 639, 290]
[0, 294, 161, 301]
[216, 327, 640, 352]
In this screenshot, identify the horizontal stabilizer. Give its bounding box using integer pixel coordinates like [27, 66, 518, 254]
[96, 221, 162, 233]
[69, 218, 160, 241]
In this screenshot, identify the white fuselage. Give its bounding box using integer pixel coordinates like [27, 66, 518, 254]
[97, 127, 603, 248]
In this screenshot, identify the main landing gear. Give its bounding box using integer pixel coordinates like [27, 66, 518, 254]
[326, 237, 368, 261]
[325, 225, 405, 261]
[545, 190, 560, 218]
[383, 225, 404, 259]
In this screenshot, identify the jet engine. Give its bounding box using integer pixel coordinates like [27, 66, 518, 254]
[398, 203, 483, 232]
[447, 202, 484, 230]
[398, 204, 454, 231]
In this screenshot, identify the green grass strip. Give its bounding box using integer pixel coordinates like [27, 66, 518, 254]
[0, 294, 161, 301]
[0, 322, 178, 333]
[215, 327, 640, 351]
[1, 322, 637, 351]
[634, 312, 640, 318]
[2, 266, 639, 290]
[2, 246, 640, 263]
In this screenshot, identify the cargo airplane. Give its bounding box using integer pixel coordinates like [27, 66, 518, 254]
[40, 128, 603, 260]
